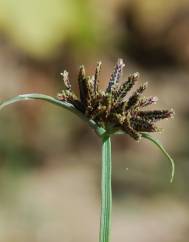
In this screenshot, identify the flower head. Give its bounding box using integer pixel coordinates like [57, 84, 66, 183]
[57, 59, 175, 140]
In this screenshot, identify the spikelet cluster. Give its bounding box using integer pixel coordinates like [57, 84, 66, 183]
[57, 59, 174, 140]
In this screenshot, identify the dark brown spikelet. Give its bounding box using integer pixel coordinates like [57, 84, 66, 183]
[84, 76, 96, 115]
[78, 65, 87, 108]
[137, 109, 175, 122]
[57, 90, 84, 112]
[115, 72, 139, 102]
[137, 96, 158, 108]
[106, 58, 125, 93]
[130, 117, 159, 132]
[94, 61, 102, 94]
[125, 82, 148, 111]
[57, 59, 175, 140]
[123, 118, 141, 140]
[60, 71, 71, 90]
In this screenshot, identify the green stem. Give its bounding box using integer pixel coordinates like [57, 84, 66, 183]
[100, 135, 112, 242]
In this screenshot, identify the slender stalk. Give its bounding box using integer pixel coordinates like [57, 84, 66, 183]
[100, 135, 112, 242]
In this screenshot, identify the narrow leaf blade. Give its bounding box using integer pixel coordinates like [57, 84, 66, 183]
[0, 93, 106, 136]
[0, 93, 75, 111]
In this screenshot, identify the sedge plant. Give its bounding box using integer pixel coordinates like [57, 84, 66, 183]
[0, 59, 175, 242]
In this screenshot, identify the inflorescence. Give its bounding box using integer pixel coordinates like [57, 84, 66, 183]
[57, 59, 175, 140]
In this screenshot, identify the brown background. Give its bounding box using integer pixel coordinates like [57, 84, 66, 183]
[0, 0, 188, 241]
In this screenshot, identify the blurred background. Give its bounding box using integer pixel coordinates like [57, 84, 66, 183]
[0, 0, 188, 241]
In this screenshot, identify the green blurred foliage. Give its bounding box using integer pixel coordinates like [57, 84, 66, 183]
[0, 0, 99, 58]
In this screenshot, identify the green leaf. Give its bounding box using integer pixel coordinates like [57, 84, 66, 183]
[141, 132, 175, 183]
[0, 93, 75, 111]
[0, 93, 106, 137]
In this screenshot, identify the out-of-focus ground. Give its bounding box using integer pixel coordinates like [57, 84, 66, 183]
[0, 0, 189, 241]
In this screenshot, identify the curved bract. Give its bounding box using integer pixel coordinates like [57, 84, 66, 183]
[141, 132, 175, 183]
[0, 93, 107, 137]
[113, 130, 175, 182]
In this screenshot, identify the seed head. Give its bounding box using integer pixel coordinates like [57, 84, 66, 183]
[57, 59, 175, 140]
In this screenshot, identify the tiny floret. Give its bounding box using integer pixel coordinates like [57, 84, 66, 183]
[57, 59, 175, 140]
